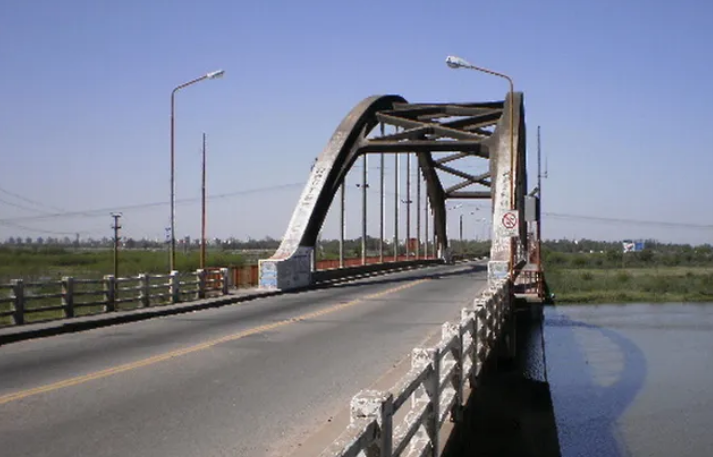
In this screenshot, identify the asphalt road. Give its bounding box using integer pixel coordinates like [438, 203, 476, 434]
[0, 262, 487, 457]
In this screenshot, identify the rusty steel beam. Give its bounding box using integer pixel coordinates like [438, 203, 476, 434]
[435, 152, 471, 164]
[445, 172, 491, 194]
[446, 191, 492, 199]
[375, 125, 432, 142]
[359, 140, 485, 154]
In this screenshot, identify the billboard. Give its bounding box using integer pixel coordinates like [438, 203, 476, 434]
[622, 240, 645, 253]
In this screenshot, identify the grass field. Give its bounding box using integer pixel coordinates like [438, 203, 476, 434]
[546, 266, 713, 304]
[0, 247, 248, 284]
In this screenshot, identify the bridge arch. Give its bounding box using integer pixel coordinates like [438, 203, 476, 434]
[259, 93, 527, 290]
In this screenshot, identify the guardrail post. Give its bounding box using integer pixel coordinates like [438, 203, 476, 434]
[411, 347, 440, 455]
[62, 276, 74, 318]
[138, 274, 150, 307]
[474, 298, 487, 377]
[442, 322, 463, 422]
[461, 308, 477, 388]
[350, 390, 393, 457]
[196, 269, 206, 300]
[220, 268, 229, 295]
[104, 275, 116, 312]
[12, 279, 25, 326]
[170, 270, 180, 303]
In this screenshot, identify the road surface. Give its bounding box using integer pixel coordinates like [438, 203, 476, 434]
[0, 261, 487, 457]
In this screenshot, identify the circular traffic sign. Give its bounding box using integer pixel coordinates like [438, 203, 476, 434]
[502, 212, 517, 229]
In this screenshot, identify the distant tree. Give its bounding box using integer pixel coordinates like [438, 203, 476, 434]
[638, 248, 654, 263]
[25, 237, 32, 245]
[36, 237, 44, 245]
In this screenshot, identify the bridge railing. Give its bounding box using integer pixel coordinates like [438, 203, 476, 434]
[0, 268, 230, 327]
[319, 279, 512, 457]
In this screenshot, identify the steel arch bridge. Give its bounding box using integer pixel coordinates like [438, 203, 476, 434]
[258, 92, 531, 290]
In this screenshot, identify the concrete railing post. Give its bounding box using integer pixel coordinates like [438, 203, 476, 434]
[12, 279, 25, 326]
[411, 347, 440, 455]
[442, 322, 463, 422]
[196, 269, 206, 300]
[461, 307, 477, 388]
[62, 276, 74, 318]
[170, 270, 180, 303]
[104, 275, 116, 312]
[220, 267, 229, 295]
[474, 298, 487, 376]
[350, 390, 393, 457]
[139, 274, 150, 307]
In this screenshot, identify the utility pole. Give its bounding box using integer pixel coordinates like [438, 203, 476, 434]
[111, 213, 122, 281]
[394, 148, 400, 261]
[201, 133, 207, 270]
[536, 125, 547, 296]
[459, 213, 464, 255]
[416, 166, 421, 259]
[339, 182, 345, 268]
[379, 123, 385, 263]
[361, 154, 368, 265]
[424, 200, 429, 258]
[406, 153, 411, 257]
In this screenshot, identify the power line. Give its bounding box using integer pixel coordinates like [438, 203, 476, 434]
[0, 219, 98, 236]
[544, 212, 713, 230]
[0, 195, 54, 215]
[0, 182, 305, 223]
[0, 186, 65, 212]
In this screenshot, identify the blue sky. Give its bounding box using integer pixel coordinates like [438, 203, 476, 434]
[1, 0, 712, 245]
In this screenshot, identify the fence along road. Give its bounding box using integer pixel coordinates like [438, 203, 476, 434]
[0, 261, 487, 457]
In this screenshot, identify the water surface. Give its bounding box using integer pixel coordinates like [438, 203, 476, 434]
[545, 303, 713, 457]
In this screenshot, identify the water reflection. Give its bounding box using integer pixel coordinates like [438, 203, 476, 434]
[545, 307, 648, 457]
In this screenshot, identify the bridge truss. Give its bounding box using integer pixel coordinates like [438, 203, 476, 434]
[259, 93, 533, 291]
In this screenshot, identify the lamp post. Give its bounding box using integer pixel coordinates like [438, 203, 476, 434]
[445, 55, 515, 279]
[169, 69, 225, 272]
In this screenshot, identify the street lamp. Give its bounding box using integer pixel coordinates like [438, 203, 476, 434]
[445, 55, 516, 279]
[169, 69, 225, 271]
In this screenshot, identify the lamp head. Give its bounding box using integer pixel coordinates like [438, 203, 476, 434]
[206, 69, 225, 79]
[445, 55, 470, 69]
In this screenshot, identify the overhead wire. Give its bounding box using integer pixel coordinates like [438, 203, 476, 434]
[0, 182, 305, 224]
[0, 186, 65, 212]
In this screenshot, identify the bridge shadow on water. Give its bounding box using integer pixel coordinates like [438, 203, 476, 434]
[441, 305, 647, 457]
[543, 309, 648, 457]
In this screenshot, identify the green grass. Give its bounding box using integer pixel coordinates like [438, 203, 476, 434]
[546, 267, 713, 304]
[0, 247, 248, 326]
[0, 247, 247, 283]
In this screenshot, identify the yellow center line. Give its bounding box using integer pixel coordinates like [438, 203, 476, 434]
[0, 278, 429, 406]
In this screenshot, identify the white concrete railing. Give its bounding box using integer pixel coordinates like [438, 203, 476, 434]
[0, 268, 230, 326]
[319, 279, 512, 457]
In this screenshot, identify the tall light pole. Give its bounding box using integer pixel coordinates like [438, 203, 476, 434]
[169, 69, 225, 272]
[200, 132, 207, 270]
[445, 55, 515, 279]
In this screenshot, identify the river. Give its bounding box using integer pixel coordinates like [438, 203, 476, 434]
[545, 303, 713, 457]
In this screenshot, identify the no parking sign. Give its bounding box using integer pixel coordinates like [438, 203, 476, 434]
[501, 210, 519, 237]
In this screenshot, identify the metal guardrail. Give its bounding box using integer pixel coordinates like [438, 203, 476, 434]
[0, 268, 230, 327]
[319, 279, 512, 457]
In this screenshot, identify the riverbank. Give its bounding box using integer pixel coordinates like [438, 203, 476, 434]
[546, 267, 713, 304]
